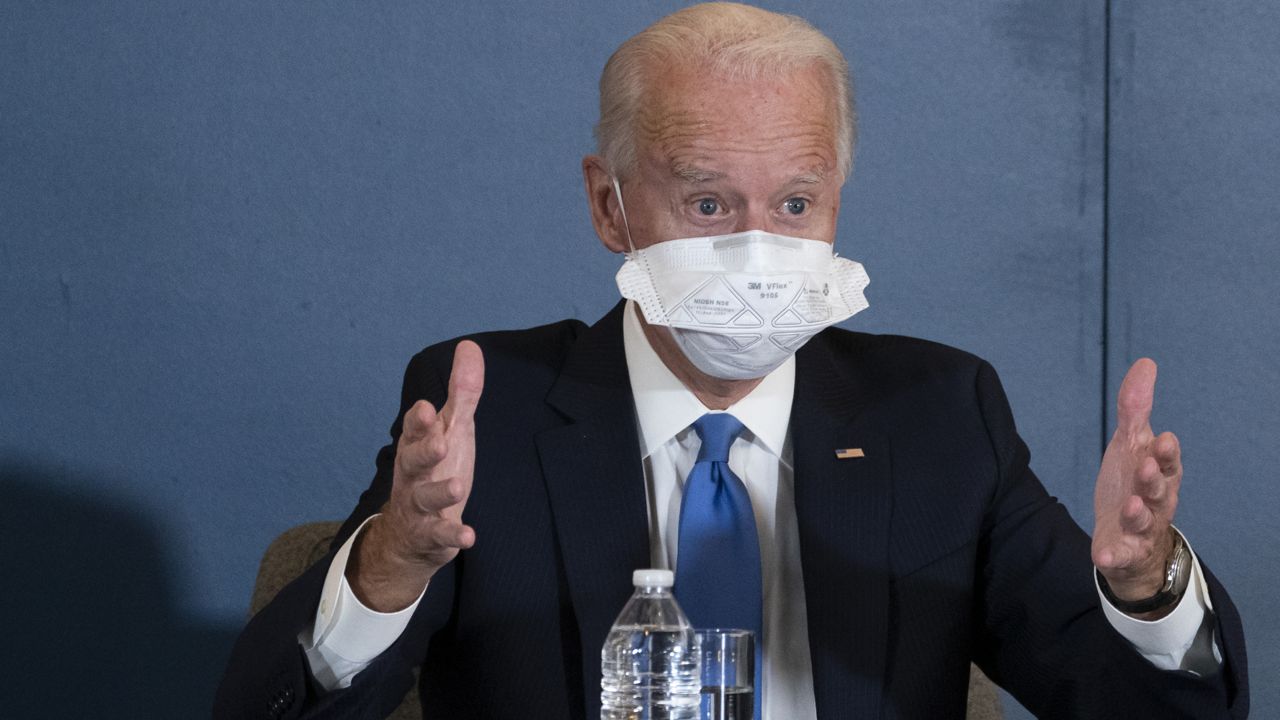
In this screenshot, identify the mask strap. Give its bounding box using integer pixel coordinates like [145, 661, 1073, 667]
[611, 176, 639, 256]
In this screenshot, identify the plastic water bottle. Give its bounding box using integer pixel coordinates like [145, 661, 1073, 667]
[601, 569, 701, 719]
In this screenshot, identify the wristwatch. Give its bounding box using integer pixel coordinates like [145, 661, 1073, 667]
[1097, 528, 1192, 614]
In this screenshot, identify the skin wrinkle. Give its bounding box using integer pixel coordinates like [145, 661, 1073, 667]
[638, 61, 837, 178]
[621, 47, 852, 174]
[645, 115, 836, 170]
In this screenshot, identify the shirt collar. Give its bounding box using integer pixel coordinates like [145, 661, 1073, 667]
[622, 300, 794, 460]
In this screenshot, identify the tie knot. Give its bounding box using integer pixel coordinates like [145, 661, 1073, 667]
[692, 413, 745, 463]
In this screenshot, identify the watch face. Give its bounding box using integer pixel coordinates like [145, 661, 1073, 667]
[1168, 537, 1192, 595]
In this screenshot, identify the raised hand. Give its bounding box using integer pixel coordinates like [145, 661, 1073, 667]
[1092, 358, 1182, 611]
[348, 340, 484, 611]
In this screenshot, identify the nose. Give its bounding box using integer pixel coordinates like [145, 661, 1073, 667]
[734, 203, 773, 234]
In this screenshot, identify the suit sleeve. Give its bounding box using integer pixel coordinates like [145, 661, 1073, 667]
[969, 361, 1249, 719]
[213, 346, 460, 720]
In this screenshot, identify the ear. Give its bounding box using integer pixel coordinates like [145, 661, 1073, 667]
[582, 155, 630, 254]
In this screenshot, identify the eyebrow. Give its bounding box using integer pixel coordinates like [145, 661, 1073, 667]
[671, 165, 725, 183]
[789, 172, 824, 185]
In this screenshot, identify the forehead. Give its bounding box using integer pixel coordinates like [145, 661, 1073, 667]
[635, 61, 838, 178]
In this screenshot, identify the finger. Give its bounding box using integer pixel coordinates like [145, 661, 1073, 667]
[1135, 456, 1166, 503]
[1095, 542, 1134, 570]
[401, 400, 439, 443]
[442, 340, 485, 425]
[1116, 358, 1157, 438]
[398, 429, 449, 476]
[1119, 494, 1155, 535]
[1152, 431, 1181, 477]
[412, 478, 469, 513]
[428, 518, 476, 550]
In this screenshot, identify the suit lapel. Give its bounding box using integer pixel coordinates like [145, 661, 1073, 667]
[792, 332, 892, 719]
[536, 301, 650, 719]
[535, 307, 894, 718]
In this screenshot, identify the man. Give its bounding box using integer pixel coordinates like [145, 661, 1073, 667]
[217, 4, 1247, 718]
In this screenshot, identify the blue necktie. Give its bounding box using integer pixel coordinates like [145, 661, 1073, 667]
[675, 413, 763, 720]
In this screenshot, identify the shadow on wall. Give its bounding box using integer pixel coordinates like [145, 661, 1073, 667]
[0, 458, 240, 719]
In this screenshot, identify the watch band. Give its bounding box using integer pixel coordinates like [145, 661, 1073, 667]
[1096, 529, 1191, 614]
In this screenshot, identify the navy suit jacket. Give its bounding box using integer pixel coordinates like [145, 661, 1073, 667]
[216, 302, 1248, 719]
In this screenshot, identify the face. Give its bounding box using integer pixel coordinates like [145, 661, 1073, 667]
[586, 62, 844, 253]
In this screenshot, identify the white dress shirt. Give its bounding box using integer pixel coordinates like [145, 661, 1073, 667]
[303, 300, 1219, 713]
[621, 301, 819, 718]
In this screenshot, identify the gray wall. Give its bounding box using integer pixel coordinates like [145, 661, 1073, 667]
[0, 2, 1273, 717]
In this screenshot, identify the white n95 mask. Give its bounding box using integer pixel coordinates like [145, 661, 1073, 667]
[610, 179, 870, 380]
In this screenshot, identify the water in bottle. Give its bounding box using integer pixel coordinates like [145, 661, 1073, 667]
[601, 569, 701, 719]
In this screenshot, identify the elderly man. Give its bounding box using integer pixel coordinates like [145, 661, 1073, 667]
[217, 4, 1246, 718]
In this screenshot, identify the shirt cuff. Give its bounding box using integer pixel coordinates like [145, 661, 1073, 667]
[1095, 529, 1220, 673]
[299, 514, 428, 690]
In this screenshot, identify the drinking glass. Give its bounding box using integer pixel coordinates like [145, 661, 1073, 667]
[694, 628, 753, 720]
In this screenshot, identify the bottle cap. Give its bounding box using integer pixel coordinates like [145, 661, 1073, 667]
[632, 569, 674, 588]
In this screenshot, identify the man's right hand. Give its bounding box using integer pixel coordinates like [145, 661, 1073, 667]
[346, 340, 484, 612]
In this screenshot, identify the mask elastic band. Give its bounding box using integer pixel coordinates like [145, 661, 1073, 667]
[611, 176, 639, 256]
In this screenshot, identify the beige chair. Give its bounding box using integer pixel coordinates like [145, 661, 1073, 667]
[252, 522, 1002, 720]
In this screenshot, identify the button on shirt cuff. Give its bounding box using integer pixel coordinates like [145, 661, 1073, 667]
[1095, 532, 1221, 674]
[300, 514, 427, 690]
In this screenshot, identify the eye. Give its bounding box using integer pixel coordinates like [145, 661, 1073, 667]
[783, 197, 809, 215]
[697, 198, 720, 216]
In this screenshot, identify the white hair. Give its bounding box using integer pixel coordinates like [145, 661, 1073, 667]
[595, 2, 856, 180]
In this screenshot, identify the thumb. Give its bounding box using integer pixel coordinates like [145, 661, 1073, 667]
[1116, 358, 1157, 438]
[444, 340, 485, 423]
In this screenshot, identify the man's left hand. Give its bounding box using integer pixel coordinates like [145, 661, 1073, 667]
[1092, 358, 1182, 611]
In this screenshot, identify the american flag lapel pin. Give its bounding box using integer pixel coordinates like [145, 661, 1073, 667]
[834, 448, 865, 459]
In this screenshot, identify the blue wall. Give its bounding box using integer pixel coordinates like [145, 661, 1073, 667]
[0, 2, 1272, 717]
